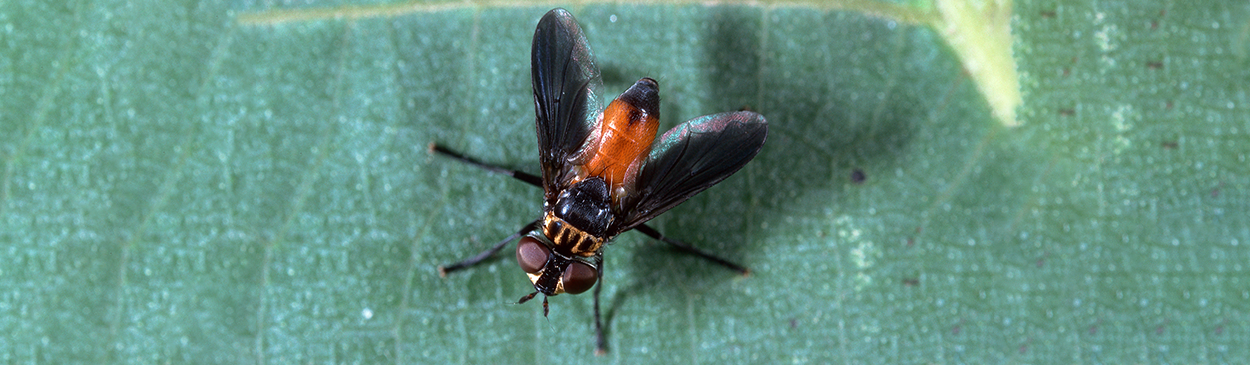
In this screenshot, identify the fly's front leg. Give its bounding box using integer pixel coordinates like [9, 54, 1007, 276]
[439, 220, 539, 276]
[429, 143, 545, 276]
[592, 253, 607, 355]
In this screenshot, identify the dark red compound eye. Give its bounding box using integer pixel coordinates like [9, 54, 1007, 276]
[560, 261, 598, 294]
[516, 236, 550, 274]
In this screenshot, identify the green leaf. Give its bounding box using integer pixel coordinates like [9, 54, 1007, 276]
[3, 0, 1247, 363]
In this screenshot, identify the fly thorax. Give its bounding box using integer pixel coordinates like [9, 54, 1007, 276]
[545, 177, 612, 256]
[555, 177, 613, 235]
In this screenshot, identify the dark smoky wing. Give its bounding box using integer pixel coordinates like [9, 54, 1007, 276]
[612, 111, 768, 234]
[532, 8, 603, 193]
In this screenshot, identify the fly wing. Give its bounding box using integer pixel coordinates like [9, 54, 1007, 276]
[532, 8, 602, 196]
[612, 111, 768, 234]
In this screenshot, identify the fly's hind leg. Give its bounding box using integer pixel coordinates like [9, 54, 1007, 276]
[429, 143, 543, 188]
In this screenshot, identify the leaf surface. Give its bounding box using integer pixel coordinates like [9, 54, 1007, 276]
[2, 1, 1246, 363]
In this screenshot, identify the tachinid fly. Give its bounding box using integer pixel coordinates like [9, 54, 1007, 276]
[432, 8, 768, 354]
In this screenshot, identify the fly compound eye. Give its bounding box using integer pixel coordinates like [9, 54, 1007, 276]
[516, 236, 550, 274]
[560, 261, 598, 294]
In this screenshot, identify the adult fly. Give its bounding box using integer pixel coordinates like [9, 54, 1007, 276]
[432, 8, 768, 354]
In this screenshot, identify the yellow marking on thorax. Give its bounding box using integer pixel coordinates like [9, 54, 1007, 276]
[543, 211, 604, 257]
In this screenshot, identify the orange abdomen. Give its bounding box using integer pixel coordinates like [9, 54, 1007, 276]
[582, 96, 658, 192]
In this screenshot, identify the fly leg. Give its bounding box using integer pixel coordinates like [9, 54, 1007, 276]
[429, 143, 543, 188]
[439, 220, 539, 276]
[592, 253, 607, 355]
[634, 224, 750, 275]
[429, 143, 545, 275]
